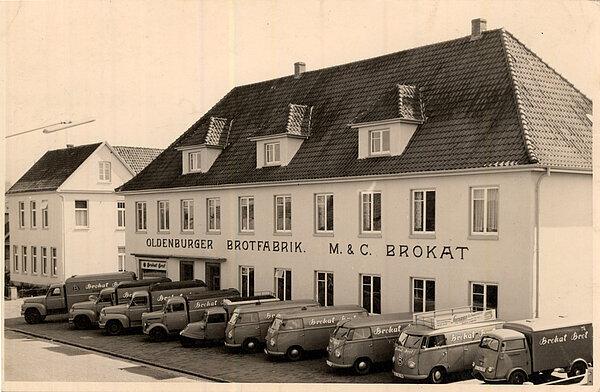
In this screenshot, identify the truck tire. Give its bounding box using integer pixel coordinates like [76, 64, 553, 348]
[429, 367, 446, 384]
[353, 357, 372, 375]
[285, 346, 304, 361]
[180, 337, 197, 348]
[149, 327, 167, 342]
[74, 315, 91, 330]
[242, 338, 260, 353]
[508, 370, 527, 384]
[568, 362, 587, 377]
[105, 320, 123, 336]
[24, 308, 42, 324]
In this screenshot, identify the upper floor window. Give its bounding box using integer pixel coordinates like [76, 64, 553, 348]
[189, 152, 201, 172]
[412, 190, 435, 234]
[471, 187, 499, 235]
[99, 161, 111, 182]
[265, 142, 281, 165]
[158, 200, 170, 232]
[30, 200, 37, 228]
[315, 194, 334, 233]
[117, 201, 126, 228]
[369, 129, 390, 155]
[275, 195, 291, 233]
[239, 196, 254, 232]
[413, 278, 435, 312]
[75, 200, 89, 228]
[136, 202, 147, 231]
[207, 198, 220, 232]
[41, 200, 49, 228]
[18, 202, 25, 228]
[181, 199, 194, 232]
[361, 192, 381, 233]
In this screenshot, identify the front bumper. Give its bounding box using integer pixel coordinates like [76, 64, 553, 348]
[264, 348, 285, 356]
[326, 360, 352, 369]
[224, 341, 242, 348]
[392, 370, 428, 380]
[472, 368, 504, 382]
[98, 319, 107, 329]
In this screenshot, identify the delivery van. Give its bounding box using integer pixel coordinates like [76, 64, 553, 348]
[98, 279, 206, 335]
[392, 306, 504, 383]
[225, 299, 320, 352]
[265, 305, 368, 361]
[472, 317, 592, 384]
[141, 288, 240, 341]
[180, 293, 279, 347]
[326, 312, 413, 374]
[68, 277, 171, 329]
[21, 271, 136, 324]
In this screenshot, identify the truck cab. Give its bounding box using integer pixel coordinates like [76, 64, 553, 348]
[473, 328, 530, 383]
[68, 287, 115, 329]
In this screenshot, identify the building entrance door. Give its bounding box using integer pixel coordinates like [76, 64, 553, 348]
[180, 261, 194, 281]
[205, 263, 220, 291]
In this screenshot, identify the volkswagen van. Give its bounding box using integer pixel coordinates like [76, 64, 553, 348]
[392, 307, 504, 383]
[224, 299, 320, 352]
[265, 305, 368, 361]
[327, 312, 413, 374]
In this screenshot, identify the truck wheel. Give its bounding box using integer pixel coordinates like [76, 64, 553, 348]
[508, 370, 527, 384]
[24, 309, 42, 324]
[286, 346, 304, 361]
[105, 320, 123, 336]
[568, 362, 587, 377]
[429, 367, 446, 384]
[149, 327, 167, 342]
[242, 338, 260, 353]
[180, 337, 197, 348]
[353, 358, 372, 375]
[74, 315, 91, 330]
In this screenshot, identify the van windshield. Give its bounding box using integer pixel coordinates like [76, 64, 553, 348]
[479, 336, 500, 351]
[228, 312, 239, 325]
[270, 317, 283, 331]
[397, 332, 423, 348]
[332, 326, 351, 340]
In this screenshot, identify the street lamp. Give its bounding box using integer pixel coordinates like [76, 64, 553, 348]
[43, 119, 95, 134]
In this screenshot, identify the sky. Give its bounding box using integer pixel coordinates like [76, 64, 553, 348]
[1, 0, 598, 188]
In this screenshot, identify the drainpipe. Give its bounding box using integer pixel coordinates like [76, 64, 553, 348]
[58, 193, 66, 282]
[534, 167, 551, 318]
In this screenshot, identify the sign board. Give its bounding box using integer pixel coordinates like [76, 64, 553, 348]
[140, 260, 167, 271]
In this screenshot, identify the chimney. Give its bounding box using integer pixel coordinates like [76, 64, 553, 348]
[471, 18, 487, 41]
[294, 62, 306, 78]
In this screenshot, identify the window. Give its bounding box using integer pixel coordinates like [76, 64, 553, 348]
[158, 201, 170, 232]
[369, 129, 390, 155]
[51, 247, 57, 276]
[207, 198, 220, 232]
[180, 260, 194, 281]
[275, 195, 292, 232]
[426, 335, 447, 348]
[413, 190, 435, 234]
[207, 313, 226, 324]
[189, 152, 201, 172]
[135, 202, 147, 231]
[361, 192, 381, 233]
[239, 196, 254, 232]
[117, 201, 125, 229]
[361, 274, 381, 314]
[13, 245, 19, 271]
[30, 201, 37, 228]
[265, 142, 281, 165]
[22, 246, 27, 273]
[117, 247, 126, 272]
[180, 199, 194, 232]
[316, 271, 334, 306]
[471, 282, 498, 313]
[99, 161, 111, 182]
[352, 327, 372, 340]
[50, 287, 61, 296]
[413, 278, 435, 312]
[132, 296, 147, 306]
[240, 266, 254, 297]
[315, 194, 334, 233]
[42, 247, 48, 275]
[18, 202, 25, 228]
[471, 187, 499, 235]
[75, 200, 89, 228]
[41, 200, 49, 228]
[274, 268, 292, 300]
[32, 246, 38, 274]
[502, 339, 525, 352]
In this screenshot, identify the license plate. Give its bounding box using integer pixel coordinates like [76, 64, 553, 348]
[474, 365, 486, 372]
[393, 371, 404, 378]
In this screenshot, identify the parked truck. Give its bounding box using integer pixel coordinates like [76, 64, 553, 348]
[472, 318, 593, 384]
[98, 279, 207, 335]
[21, 271, 136, 324]
[141, 288, 240, 342]
[68, 277, 171, 329]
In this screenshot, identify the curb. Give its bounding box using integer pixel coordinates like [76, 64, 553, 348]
[6, 327, 229, 383]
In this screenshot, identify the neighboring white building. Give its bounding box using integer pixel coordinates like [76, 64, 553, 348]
[6, 142, 162, 286]
[118, 20, 592, 321]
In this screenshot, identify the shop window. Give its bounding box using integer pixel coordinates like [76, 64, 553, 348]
[158, 200, 170, 232]
[51, 247, 58, 277]
[361, 274, 381, 314]
[316, 271, 334, 306]
[265, 142, 281, 166]
[275, 195, 292, 233]
[18, 202, 25, 228]
[181, 199, 194, 232]
[274, 268, 292, 301]
[75, 200, 89, 228]
[471, 187, 499, 235]
[471, 282, 498, 313]
[31, 246, 38, 274]
[136, 202, 147, 231]
[42, 247, 48, 275]
[30, 200, 37, 228]
[207, 198, 220, 232]
[361, 192, 381, 233]
[42, 200, 49, 228]
[13, 245, 19, 272]
[412, 190, 435, 234]
[180, 260, 194, 281]
[99, 161, 111, 182]
[315, 194, 334, 233]
[117, 201, 125, 229]
[239, 196, 254, 232]
[117, 247, 126, 272]
[369, 129, 390, 155]
[240, 266, 254, 297]
[22, 246, 27, 273]
[413, 278, 435, 312]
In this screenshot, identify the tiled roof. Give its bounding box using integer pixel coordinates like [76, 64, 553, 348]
[6, 143, 102, 194]
[112, 146, 164, 175]
[178, 116, 231, 148]
[120, 28, 591, 192]
[353, 84, 425, 125]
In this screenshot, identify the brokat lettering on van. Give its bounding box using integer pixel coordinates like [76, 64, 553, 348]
[374, 324, 402, 335]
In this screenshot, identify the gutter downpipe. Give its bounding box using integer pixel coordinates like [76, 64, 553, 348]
[58, 193, 66, 282]
[534, 167, 551, 318]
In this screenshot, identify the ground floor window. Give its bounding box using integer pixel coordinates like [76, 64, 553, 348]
[240, 266, 254, 297]
[361, 274, 381, 314]
[13, 246, 19, 272]
[315, 271, 334, 306]
[413, 278, 435, 312]
[31, 246, 38, 274]
[117, 247, 126, 272]
[41, 247, 48, 275]
[180, 260, 194, 281]
[274, 268, 292, 300]
[471, 282, 498, 313]
[51, 247, 58, 276]
[22, 246, 27, 273]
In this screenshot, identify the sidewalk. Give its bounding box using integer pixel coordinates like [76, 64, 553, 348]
[2, 297, 25, 319]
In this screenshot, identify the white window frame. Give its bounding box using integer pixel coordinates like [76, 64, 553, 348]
[207, 198, 220, 232]
[239, 196, 254, 233]
[157, 200, 170, 232]
[412, 189, 436, 234]
[118, 247, 126, 272]
[41, 200, 49, 229]
[412, 278, 435, 313]
[265, 142, 281, 165]
[471, 187, 499, 235]
[117, 201, 126, 229]
[13, 245, 19, 272]
[31, 246, 38, 274]
[275, 195, 292, 233]
[99, 161, 111, 182]
[51, 247, 58, 277]
[180, 199, 194, 232]
[22, 246, 28, 273]
[471, 282, 499, 313]
[188, 151, 201, 172]
[240, 266, 254, 297]
[18, 201, 25, 228]
[135, 201, 147, 232]
[30, 200, 37, 228]
[75, 200, 89, 228]
[369, 128, 390, 155]
[360, 191, 381, 233]
[274, 268, 292, 301]
[315, 271, 334, 307]
[41, 247, 48, 276]
[315, 193, 334, 233]
[361, 274, 381, 314]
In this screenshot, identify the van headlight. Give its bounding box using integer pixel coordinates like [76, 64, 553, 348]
[487, 367, 494, 373]
[270, 338, 276, 346]
[408, 361, 416, 369]
[392, 355, 396, 364]
[227, 330, 233, 339]
[334, 349, 341, 358]
[100, 309, 106, 316]
[144, 322, 149, 329]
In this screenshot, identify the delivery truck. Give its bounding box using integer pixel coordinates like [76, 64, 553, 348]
[68, 277, 171, 329]
[472, 318, 593, 384]
[141, 288, 240, 342]
[98, 279, 206, 335]
[21, 271, 136, 324]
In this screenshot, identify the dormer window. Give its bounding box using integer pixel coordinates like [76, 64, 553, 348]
[188, 151, 201, 172]
[369, 129, 390, 155]
[176, 116, 232, 175]
[265, 142, 281, 166]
